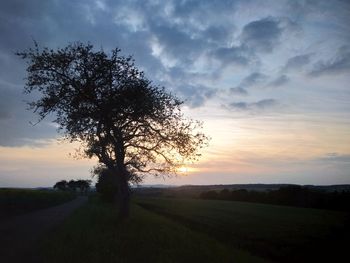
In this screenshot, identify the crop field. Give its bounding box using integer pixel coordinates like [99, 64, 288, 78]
[41, 196, 268, 263]
[40, 196, 350, 262]
[0, 188, 75, 219]
[136, 197, 350, 262]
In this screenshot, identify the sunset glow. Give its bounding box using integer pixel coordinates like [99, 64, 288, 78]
[177, 166, 191, 175]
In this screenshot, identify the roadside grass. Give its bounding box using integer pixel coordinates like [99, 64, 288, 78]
[0, 188, 75, 219]
[41, 197, 269, 263]
[136, 197, 350, 262]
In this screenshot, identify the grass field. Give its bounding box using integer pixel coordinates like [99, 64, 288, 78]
[136, 197, 350, 262]
[0, 188, 75, 219]
[41, 196, 349, 262]
[41, 196, 268, 263]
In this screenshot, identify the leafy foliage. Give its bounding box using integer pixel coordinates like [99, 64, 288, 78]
[17, 42, 208, 179]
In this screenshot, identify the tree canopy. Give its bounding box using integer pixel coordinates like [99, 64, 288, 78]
[18, 42, 208, 217]
[53, 179, 91, 193]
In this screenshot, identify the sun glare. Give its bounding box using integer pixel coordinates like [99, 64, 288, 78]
[178, 166, 189, 174]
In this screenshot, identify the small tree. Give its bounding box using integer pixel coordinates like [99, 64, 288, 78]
[18, 42, 208, 218]
[76, 179, 91, 193]
[53, 180, 68, 191]
[67, 180, 78, 192]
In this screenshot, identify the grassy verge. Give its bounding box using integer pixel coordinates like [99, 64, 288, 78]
[0, 188, 76, 219]
[41, 197, 269, 263]
[136, 197, 350, 262]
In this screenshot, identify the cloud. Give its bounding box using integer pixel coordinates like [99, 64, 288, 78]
[268, 74, 289, 87]
[238, 72, 268, 88]
[240, 17, 283, 53]
[229, 87, 248, 95]
[203, 25, 234, 44]
[283, 53, 312, 71]
[309, 45, 350, 76]
[172, 0, 238, 27]
[316, 153, 350, 163]
[177, 84, 217, 108]
[0, 85, 17, 120]
[212, 46, 251, 66]
[228, 72, 267, 100]
[227, 98, 278, 111]
[0, 0, 349, 148]
[150, 23, 205, 65]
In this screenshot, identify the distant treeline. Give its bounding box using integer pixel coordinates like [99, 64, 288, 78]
[53, 179, 91, 194]
[199, 185, 350, 211]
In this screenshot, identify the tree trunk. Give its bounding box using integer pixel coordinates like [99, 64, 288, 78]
[117, 171, 130, 219]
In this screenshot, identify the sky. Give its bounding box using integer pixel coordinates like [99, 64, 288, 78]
[0, 0, 350, 187]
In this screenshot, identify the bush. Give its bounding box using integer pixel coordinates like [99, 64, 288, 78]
[94, 168, 118, 202]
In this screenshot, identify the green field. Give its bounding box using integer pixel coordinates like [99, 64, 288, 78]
[137, 197, 349, 262]
[0, 188, 75, 219]
[41, 197, 268, 263]
[41, 196, 349, 263]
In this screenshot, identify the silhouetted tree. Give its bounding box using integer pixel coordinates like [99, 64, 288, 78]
[18, 42, 208, 218]
[75, 179, 91, 193]
[54, 179, 91, 193]
[67, 180, 77, 191]
[53, 180, 68, 191]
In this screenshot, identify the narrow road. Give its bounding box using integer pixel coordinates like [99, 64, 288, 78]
[0, 196, 87, 263]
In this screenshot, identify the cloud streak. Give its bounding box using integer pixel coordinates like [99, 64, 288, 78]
[310, 46, 350, 77]
[268, 74, 289, 87]
[283, 53, 312, 71]
[227, 99, 278, 111]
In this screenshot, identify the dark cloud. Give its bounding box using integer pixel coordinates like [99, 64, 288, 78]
[268, 74, 289, 87]
[228, 99, 278, 111]
[309, 45, 350, 76]
[203, 26, 234, 44]
[239, 72, 267, 88]
[211, 16, 297, 67]
[150, 24, 205, 64]
[284, 54, 312, 71]
[172, 0, 238, 26]
[240, 17, 283, 53]
[212, 46, 251, 66]
[229, 87, 248, 95]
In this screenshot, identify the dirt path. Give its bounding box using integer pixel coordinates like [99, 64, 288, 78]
[0, 196, 87, 263]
